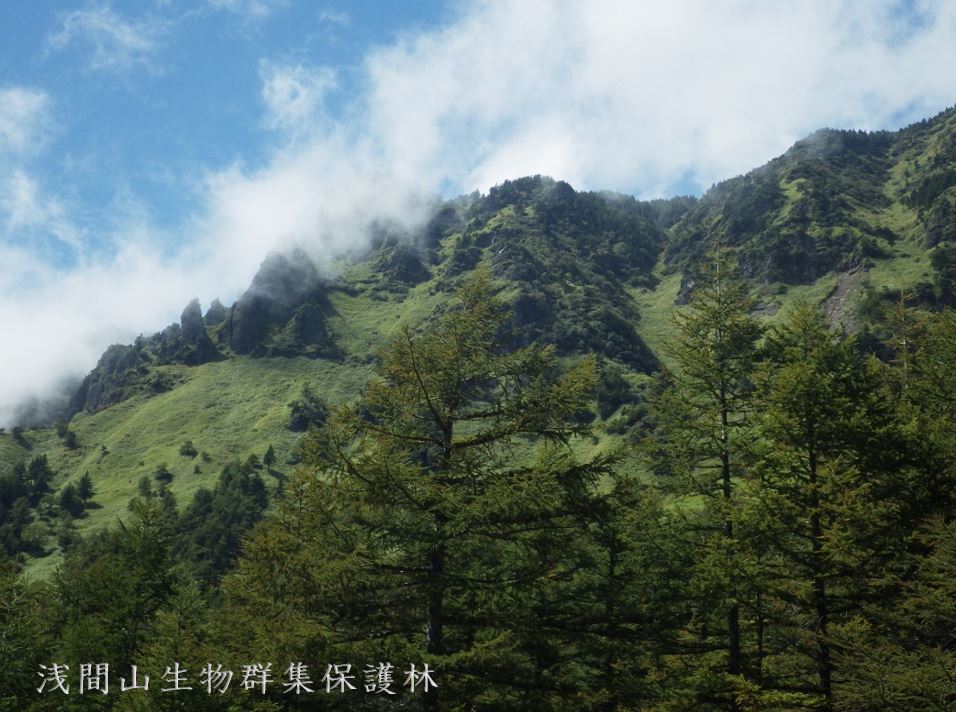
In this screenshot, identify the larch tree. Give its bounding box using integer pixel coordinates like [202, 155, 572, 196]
[643, 246, 762, 706]
[748, 303, 904, 710]
[222, 270, 610, 710]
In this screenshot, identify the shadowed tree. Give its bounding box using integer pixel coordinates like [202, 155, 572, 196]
[222, 270, 609, 710]
[746, 302, 911, 710]
[643, 246, 762, 707]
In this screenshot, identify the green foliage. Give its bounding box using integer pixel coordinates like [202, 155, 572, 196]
[642, 246, 763, 703]
[831, 516, 956, 710]
[26, 455, 53, 505]
[746, 303, 903, 705]
[595, 358, 635, 419]
[931, 241, 956, 303]
[116, 581, 229, 712]
[176, 460, 268, 587]
[77, 472, 95, 503]
[0, 496, 33, 557]
[6, 110, 956, 709]
[56, 423, 79, 450]
[458, 177, 663, 370]
[666, 129, 897, 283]
[0, 561, 55, 708]
[54, 498, 178, 674]
[262, 444, 276, 469]
[223, 270, 611, 708]
[154, 462, 174, 484]
[12, 425, 31, 448]
[287, 384, 329, 432]
[57, 483, 84, 518]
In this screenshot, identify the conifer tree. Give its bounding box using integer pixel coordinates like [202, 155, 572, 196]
[822, 306, 956, 710]
[54, 497, 178, 673]
[831, 516, 956, 710]
[57, 483, 83, 518]
[643, 246, 761, 703]
[77, 471, 95, 504]
[117, 582, 228, 712]
[748, 303, 903, 709]
[0, 558, 54, 707]
[263, 444, 276, 470]
[223, 270, 607, 709]
[897, 307, 956, 520]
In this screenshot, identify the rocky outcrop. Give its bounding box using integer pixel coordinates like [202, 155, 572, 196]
[68, 299, 223, 415]
[373, 242, 431, 285]
[144, 299, 223, 366]
[174, 299, 222, 365]
[220, 250, 338, 358]
[69, 343, 150, 414]
[203, 298, 227, 326]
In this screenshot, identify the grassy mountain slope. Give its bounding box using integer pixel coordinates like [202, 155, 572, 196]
[661, 106, 956, 325]
[5, 108, 956, 575]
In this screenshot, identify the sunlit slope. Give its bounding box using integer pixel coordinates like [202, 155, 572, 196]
[8, 104, 956, 577]
[11, 358, 369, 573]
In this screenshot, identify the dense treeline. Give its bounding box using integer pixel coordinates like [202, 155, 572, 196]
[2, 264, 954, 711]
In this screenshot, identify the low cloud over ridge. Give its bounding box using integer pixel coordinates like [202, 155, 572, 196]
[3, 0, 956, 425]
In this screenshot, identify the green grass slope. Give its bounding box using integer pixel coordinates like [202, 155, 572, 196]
[14, 357, 372, 576]
[8, 109, 956, 577]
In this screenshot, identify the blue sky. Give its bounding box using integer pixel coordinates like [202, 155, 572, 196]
[0, 1, 450, 263]
[2, 0, 956, 422]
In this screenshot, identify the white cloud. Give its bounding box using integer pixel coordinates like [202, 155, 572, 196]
[0, 239, 202, 426]
[207, 0, 289, 20]
[259, 61, 337, 134]
[0, 87, 79, 254]
[356, 0, 956, 197]
[0, 170, 81, 249]
[318, 9, 350, 27]
[47, 6, 165, 73]
[5, 0, 956, 425]
[0, 87, 52, 155]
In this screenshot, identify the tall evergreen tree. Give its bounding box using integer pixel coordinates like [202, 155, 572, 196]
[26, 455, 53, 505]
[748, 303, 905, 709]
[77, 472, 95, 504]
[223, 270, 608, 709]
[822, 305, 956, 710]
[0, 558, 55, 708]
[831, 515, 956, 711]
[54, 497, 178, 674]
[643, 246, 761, 705]
[262, 444, 276, 470]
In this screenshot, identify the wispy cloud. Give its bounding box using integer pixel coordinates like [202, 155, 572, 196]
[5, 0, 956, 425]
[318, 9, 350, 27]
[355, 0, 956, 196]
[0, 87, 52, 155]
[0, 170, 81, 250]
[0, 87, 78, 251]
[207, 0, 289, 21]
[47, 6, 165, 73]
[259, 60, 337, 134]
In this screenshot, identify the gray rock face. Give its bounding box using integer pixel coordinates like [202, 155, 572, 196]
[68, 299, 224, 416]
[181, 299, 205, 343]
[226, 250, 321, 355]
[69, 343, 150, 414]
[222, 250, 337, 358]
[175, 299, 222, 365]
[204, 298, 227, 326]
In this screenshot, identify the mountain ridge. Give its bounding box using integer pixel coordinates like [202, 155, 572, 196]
[69, 103, 956, 420]
[4, 106, 956, 575]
